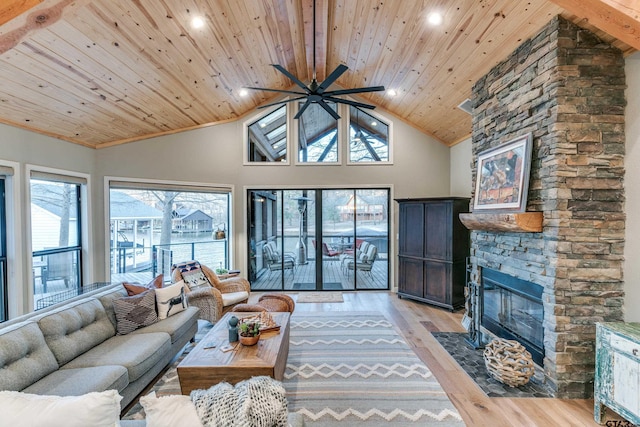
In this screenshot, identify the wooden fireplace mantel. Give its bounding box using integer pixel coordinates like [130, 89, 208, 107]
[459, 212, 543, 233]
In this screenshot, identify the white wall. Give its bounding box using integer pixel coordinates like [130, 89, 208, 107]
[450, 137, 472, 197]
[0, 125, 96, 172]
[624, 52, 640, 322]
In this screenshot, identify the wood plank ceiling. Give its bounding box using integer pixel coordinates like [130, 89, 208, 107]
[0, 0, 635, 149]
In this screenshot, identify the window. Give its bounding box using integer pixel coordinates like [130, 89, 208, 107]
[247, 102, 393, 165]
[349, 106, 390, 163]
[30, 171, 84, 310]
[298, 103, 339, 163]
[246, 106, 288, 163]
[108, 181, 232, 282]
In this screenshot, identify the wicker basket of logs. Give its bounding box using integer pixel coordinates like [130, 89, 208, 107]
[483, 338, 535, 387]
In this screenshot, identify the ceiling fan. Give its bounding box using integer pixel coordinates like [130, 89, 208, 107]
[245, 0, 385, 120]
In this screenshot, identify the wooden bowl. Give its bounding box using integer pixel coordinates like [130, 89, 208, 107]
[239, 334, 260, 346]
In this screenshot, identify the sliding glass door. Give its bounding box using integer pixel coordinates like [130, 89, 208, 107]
[321, 190, 346, 290]
[248, 188, 389, 291]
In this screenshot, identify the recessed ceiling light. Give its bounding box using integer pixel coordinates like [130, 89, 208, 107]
[191, 16, 205, 29]
[427, 12, 443, 26]
[371, 121, 377, 127]
[239, 88, 249, 97]
[387, 89, 397, 97]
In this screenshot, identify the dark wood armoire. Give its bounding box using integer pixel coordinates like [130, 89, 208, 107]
[396, 197, 470, 311]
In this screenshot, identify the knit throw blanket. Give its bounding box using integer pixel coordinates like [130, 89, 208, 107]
[190, 376, 289, 427]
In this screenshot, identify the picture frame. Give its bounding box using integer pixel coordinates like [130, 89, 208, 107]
[473, 133, 533, 212]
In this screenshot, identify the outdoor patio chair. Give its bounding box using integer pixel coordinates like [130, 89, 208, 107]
[312, 240, 341, 258]
[342, 238, 365, 256]
[263, 241, 295, 275]
[171, 260, 250, 323]
[342, 242, 377, 277]
[340, 241, 370, 270]
[42, 251, 75, 292]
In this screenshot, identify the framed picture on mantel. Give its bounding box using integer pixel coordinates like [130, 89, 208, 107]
[473, 133, 533, 212]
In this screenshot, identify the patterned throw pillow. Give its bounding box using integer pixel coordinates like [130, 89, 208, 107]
[123, 274, 164, 296]
[181, 268, 210, 290]
[155, 281, 188, 320]
[113, 289, 158, 335]
[172, 260, 201, 275]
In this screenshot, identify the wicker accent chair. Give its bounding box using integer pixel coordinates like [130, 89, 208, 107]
[232, 293, 296, 314]
[171, 261, 250, 324]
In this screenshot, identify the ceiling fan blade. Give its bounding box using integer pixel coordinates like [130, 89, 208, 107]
[272, 64, 310, 93]
[294, 99, 313, 119]
[325, 96, 376, 109]
[317, 100, 341, 120]
[246, 86, 307, 96]
[257, 96, 308, 110]
[317, 64, 349, 94]
[323, 86, 386, 96]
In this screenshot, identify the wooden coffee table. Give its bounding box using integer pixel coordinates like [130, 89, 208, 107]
[177, 311, 290, 395]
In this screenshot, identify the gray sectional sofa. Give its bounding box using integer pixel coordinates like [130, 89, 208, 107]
[0, 283, 199, 410]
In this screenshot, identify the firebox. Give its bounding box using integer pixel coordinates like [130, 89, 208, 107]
[482, 269, 545, 365]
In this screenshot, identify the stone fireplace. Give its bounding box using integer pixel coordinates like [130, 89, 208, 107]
[467, 16, 626, 398]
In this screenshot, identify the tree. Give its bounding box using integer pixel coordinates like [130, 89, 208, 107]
[30, 181, 78, 250]
[151, 191, 179, 246]
[58, 184, 72, 247]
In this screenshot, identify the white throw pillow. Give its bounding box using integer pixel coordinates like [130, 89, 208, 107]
[156, 281, 188, 320]
[0, 390, 121, 427]
[140, 392, 203, 427]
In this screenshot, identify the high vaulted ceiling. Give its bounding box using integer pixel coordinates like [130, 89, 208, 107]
[0, 0, 637, 149]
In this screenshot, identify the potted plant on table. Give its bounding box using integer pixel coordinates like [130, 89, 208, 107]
[238, 319, 261, 346]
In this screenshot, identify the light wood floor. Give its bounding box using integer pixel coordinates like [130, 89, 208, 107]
[249, 290, 607, 427]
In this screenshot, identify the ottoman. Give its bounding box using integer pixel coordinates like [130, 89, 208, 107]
[232, 293, 295, 313]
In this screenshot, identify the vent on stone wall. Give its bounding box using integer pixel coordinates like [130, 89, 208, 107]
[457, 98, 472, 115]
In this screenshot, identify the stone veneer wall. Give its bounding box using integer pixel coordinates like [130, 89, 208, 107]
[469, 16, 625, 398]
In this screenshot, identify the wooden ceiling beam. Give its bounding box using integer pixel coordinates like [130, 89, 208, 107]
[0, 0, 43, 26]
[0, 0, 90, 54]
[302, 0, 328, 82]
[549, 0, 640, 50]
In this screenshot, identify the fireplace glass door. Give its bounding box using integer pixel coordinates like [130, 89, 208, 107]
[482, 270, 544, 365]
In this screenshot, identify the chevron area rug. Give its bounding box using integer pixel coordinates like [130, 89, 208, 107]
[284, 312, 465, 426]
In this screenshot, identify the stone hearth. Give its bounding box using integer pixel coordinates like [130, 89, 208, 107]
[468, 16, 626, 398]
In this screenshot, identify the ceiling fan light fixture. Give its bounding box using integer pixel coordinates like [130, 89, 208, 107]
[238, 88, 249, 97]
[245, 0, 384, 119]
[386, 89, 397, 97]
